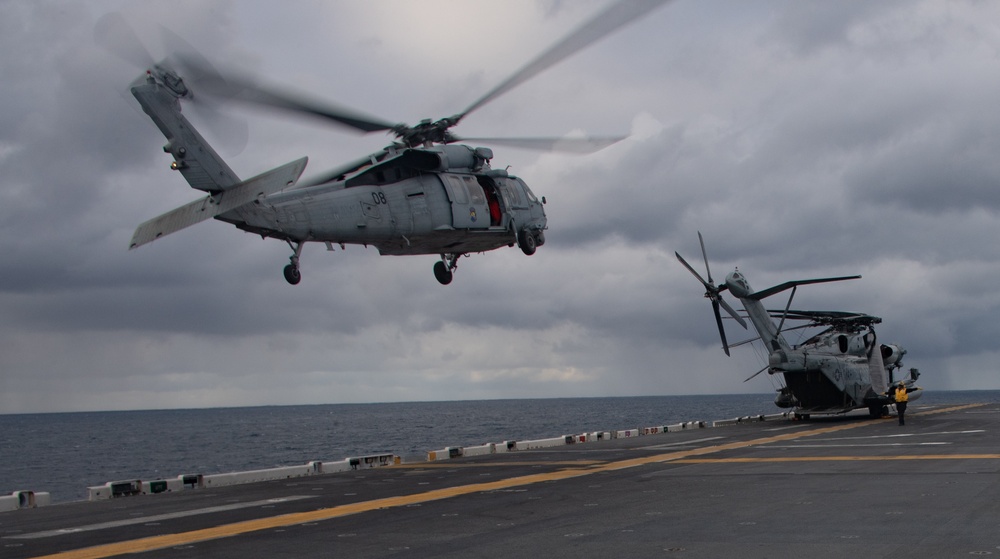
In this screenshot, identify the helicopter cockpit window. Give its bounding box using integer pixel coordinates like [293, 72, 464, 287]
[499, 181, 523, 207]
[518, 179, 539, 203]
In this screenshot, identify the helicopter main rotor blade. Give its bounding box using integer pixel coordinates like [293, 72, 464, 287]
[713, 299, 732, 356]
[296, 149, 391, 188]
[747, 275, 862, 301]
[453, 135, 625, 153]
[698, 231, 714, 285]
[675, 251, 711, 289]
[179, 60, 399, 134]
[743, 365, 769, 383]
[718, 297, 747, 329]
[456, 0, 671, 123]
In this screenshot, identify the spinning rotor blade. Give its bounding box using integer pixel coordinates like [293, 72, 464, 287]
[178, 61, 398, 134]
[159, 27, 249, 154]
[452, 135, 625, 153]
[297, 149, 391, 188]
[457, 0, 671, 123]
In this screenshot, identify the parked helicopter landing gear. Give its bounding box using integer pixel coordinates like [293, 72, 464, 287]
[434, 253, 464, 285]
[284, 240, 304, 285]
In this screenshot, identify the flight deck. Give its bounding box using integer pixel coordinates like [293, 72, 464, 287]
[2, 401, 998, 558]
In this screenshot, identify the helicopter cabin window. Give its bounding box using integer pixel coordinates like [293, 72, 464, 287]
[444, 175, 468, 204]
[461, 175, 486, 205]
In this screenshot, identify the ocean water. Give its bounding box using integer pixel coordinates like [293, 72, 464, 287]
[1, 391, 995, 504]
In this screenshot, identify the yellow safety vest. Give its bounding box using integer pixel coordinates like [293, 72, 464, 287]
[895, 387, 908, 403]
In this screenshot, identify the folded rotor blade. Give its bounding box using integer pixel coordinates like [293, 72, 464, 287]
[747, 275, 861, 301]
[457, 0, 671, 123]
[743, 365, 768, 383]
[698, 231, 714, 285]
[718, 297, 747, 329]
[452, 135, 625, 153]
[675, 251, 711, 289]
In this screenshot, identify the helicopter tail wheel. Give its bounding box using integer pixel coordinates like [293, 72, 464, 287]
[517, 229, 537, 256]
[284, 240, 305, 285]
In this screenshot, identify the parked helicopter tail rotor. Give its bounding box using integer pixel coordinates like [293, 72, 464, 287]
[676, 232, 747, 356]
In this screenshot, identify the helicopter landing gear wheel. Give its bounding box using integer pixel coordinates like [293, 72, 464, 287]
[283, 264, 301, 285]
[434, 253, 463, 285]
[284, 240, 305, 285]
[433, 261, 453, 285]
[517, 229, 537, 256]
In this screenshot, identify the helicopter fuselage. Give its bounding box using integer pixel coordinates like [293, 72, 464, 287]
[724, 269, 920, 416]
[128, 76, 546, 285]
[224, 168, 547, 258]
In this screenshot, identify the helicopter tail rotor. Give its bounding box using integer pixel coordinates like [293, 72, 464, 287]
[95, 13, 249, 154]
[675, 232, 747, 356]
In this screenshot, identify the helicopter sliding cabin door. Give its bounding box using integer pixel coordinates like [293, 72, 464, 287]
[442, 174, 493, 230]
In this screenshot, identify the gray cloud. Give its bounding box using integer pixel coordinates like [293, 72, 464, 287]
[2, 0, 1000, 413]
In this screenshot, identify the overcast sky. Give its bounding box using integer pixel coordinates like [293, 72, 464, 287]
[3, 0, 1000, 414]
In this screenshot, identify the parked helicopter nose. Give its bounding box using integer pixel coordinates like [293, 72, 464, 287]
[725, 270, 753, 297]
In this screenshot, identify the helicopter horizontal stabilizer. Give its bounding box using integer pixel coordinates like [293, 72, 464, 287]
[130, 156, 307, 249]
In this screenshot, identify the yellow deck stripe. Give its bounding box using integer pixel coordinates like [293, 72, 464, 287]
[676, 454, 1000, 463]
[31, 403, 983, 559]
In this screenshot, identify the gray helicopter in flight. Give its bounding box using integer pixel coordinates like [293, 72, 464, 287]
[677, 232, 922, 419]
[99, 1, 668, 285]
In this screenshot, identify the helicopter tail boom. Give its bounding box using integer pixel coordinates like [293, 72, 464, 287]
[129, 156, 307, 249]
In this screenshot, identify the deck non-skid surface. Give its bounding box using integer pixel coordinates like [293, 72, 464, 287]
[2, 402, 997, 558]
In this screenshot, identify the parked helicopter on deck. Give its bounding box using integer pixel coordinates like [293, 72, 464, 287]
[98, 1, 668, 285]
[676, 232, 922, 418]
